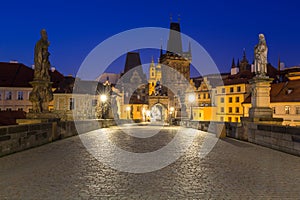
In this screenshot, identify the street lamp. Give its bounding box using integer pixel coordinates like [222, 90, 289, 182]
[126, 106, 131, 119]
[188, 94, 195, 120]
[169, 106, 174, 125]
[100, 94, 107, 119]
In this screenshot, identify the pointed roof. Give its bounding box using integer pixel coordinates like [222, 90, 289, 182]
[124, 52, 142, 74]
[240, 48, 249, 64]
[167, 22, 183, 54]
[231, 58, 236, 68]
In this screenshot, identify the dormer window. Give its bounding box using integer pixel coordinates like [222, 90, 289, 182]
[287, 89, 293, 95]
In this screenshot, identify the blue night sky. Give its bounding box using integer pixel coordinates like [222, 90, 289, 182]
[0, 0, 300, 77]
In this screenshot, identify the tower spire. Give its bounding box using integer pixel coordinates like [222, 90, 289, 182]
[278, 55, 281, 71]
[231, 58, 236, 68]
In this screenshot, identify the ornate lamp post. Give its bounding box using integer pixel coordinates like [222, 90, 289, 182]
[126, 106, 131, 119]
[100, 94, 107, 119]
[188, 94, 195, 120]
[169, 106, 174, 125]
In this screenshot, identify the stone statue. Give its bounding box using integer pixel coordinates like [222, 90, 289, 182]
[29, 29, 53, 113]
[254, 34, 268, 77]
[34, 29, 51, 81]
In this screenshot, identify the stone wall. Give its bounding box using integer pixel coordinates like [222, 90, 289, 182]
[180, 120, 227, 138]
[0, 119, 116, 157]
[246, 124, 300, 156]
[225, 121, 300, 156]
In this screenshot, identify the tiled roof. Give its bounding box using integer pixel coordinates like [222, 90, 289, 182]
[0, 62, 64, 88]
[243, 80, 300, 104]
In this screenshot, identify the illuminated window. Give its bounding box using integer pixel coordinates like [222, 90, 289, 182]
[296, 107, 300, 115]
[17, 91, 23, 100]
[285, 106, 290, 114]
[5, 91, 12, 100]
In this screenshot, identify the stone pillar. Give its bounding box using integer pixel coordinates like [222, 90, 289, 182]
[248, 76, 273, 120]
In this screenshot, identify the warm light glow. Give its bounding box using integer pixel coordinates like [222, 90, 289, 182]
[146, 110, 151, 116]
[126, 106, 131, 111]
[170, 107, 175, 112]
[188, 94, 195, 103]
[100, 94, 107, 102]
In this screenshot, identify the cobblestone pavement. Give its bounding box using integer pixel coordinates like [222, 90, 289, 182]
[0, 125, 300, 199]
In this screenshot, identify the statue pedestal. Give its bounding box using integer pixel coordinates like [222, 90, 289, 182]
[248, 76, 274, 120]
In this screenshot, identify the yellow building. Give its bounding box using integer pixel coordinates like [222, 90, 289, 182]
[243, 77, 300, 126]
[120, 104, 149, 121]
[216, 81, 250, 122]
[148, 58, 162, 96]
[187, 77, 215, 121]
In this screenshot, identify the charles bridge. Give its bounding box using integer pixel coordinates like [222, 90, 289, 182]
[0, 119, 300, 199]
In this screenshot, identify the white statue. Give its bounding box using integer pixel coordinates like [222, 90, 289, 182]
[254, 34, 268, 77]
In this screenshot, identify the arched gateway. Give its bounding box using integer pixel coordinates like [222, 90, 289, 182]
[148, 96, 169, 122]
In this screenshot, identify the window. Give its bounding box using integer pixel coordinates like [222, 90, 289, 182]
[221, 88, 225, 93]
[272, 107, 276, 114]
[92, 99, 97, 107]
[220, 97, 224, 103]
[137, 106, 140, 112]
[152, 72, 154, 77]
[5, 91, 12, 100]
[152, 82, 154, 86]
[203, 93, 206, 99]
[18, 108, 23, 111]
[17, 91, 23, 100]
[285, 106, 290, 115]
[235, 117, 239, 122]
[220, 117, 224, 121]
[198, 94, 200, 99]
[229, 97, 233, 103]
[199, 113, 201, 117]
[236, 97, 240, 103]
[228, 117, 232, 122]
[208, 93, 211, 99]
[237, 86, 241, 92]
[221, 107, 224, 113]
[229, 107, 233, 113]
[6, 108, 12, 111]
[230, 87, 234, 93]
[236, 107, 240, 113]
[296, 107, 300, 115]
[69, 98, 75, 110]
[0, 92, 2, 100]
